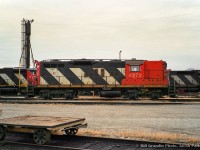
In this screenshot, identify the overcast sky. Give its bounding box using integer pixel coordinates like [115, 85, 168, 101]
[0, 0, 200, 70]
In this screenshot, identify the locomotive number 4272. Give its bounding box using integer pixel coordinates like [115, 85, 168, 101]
[129, 73, 142, 78]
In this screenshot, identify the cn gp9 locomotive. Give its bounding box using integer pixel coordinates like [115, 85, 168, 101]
[25, 59, 169, 99]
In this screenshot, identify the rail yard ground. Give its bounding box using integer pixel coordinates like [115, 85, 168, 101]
[0, 100, 200, 147]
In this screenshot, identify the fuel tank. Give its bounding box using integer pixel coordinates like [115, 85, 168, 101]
[100, 91, 121, 98]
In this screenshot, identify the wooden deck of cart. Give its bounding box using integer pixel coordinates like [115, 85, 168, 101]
[0, 115, 87, 145]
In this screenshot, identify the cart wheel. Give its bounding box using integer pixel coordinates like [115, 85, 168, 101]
[0, 126, 6, 141]
[65, 128, 78, 135]
[33, 129, 51, 145]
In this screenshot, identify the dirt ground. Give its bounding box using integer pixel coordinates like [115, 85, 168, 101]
[0, 103, 200, 145]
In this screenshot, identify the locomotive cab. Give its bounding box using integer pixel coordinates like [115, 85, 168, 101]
[121, 60, 169, 99]
[122, 60, 168, 86]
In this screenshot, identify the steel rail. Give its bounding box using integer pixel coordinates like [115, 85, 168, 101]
[1, 133, 187, 150]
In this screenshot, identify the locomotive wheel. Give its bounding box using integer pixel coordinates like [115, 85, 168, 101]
[65, 128, 78, 135]
[65, 96, 73, 100]
[129, 94, 139, 100]
[65, 94, 75, 100]
[150, 94, 160, 100]
[33, 129, 51, 145]
[0, 126, 6, 141]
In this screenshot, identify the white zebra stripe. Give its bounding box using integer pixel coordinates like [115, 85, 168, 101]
[15, 73, 27, 85]
[70, 68, 95, 85]
[171, 75, 185, 85]
[184, 75, 198, 85]
[93, 68, 119, 85]
[0, 73, 15, 85]
[104, 69, 119, 85]
[46, 68, 70, 85]
[40, 76, 48, 85]
[117, 68, 125, 76]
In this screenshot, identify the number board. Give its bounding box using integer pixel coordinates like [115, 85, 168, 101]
[128, 73, 142, 78]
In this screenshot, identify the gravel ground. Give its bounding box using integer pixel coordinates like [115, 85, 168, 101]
[0, 103, 200, 144]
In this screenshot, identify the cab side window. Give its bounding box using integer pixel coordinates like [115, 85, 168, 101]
[130, 66, 140, 72]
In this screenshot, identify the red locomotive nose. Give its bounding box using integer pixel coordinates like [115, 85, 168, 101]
[122, 60, 168, 87]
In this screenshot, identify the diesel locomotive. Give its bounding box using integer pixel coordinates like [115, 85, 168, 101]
[24, 59, 169, 99]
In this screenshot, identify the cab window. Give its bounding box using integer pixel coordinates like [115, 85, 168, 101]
[130, 66, 140, 72]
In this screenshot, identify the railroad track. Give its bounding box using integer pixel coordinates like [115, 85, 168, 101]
[0, 96, 200, 105]
[1, 141, 81, 150]
[0, 100, 199, 105]
[0, 133, 193, 150]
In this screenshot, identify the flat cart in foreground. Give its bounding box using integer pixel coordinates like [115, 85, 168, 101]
[0, 115, 87, 145]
